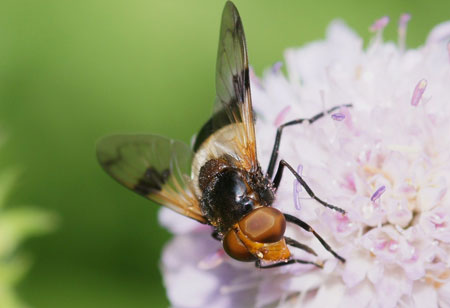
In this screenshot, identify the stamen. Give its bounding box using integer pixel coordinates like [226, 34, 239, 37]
[399, 13, 411, 29]
[410, 79, 427, 106]
[370, 16, 390, 32]
[370, 16, 390, 46]
[371, 185, 386, 202]
[274, 106, 291, 126]
[293, 164, 303, 210]
[331, 112, 346, 121]
[398, 13, 411, 51]
[272, 61, 283, 73]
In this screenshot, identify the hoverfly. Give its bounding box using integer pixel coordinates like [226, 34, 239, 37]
[97, 1, 349, 269]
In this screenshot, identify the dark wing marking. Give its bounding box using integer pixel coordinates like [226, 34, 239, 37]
[194, 1, 257, 171]
[97, 134, 206, 223]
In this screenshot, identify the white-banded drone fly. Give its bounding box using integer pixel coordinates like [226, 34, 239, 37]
[97, 1, 349, 269]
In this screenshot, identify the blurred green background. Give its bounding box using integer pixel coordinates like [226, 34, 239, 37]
[0, 0, 448, 307]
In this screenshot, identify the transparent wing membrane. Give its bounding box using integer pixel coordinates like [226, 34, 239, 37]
[97, 134, 206, 223]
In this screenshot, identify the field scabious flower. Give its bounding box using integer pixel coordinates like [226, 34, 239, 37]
[160, 16, 450, 308]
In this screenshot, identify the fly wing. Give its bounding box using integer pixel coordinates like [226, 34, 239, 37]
[193, 1, 257, 172]
[97, 134, 206, 223]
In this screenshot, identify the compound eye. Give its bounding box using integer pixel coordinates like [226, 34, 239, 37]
[238, 207, 286, 243]
[223, 230, 257, 262]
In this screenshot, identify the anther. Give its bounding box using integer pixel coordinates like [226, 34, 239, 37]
[370, 16, 390, 32]
[371, 185, 386, 202]
[411, 79, 427, 107]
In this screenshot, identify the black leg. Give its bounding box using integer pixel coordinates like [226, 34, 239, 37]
[284, 236, 317, 256]
[266, 104, 352, 178]
[211, 230, 222, 241]
[255, 259, 323, 269]
[274, 159, 346, 214]
[285, 213, 346, 263]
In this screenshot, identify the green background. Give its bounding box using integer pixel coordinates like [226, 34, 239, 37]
[0, 0, 448, 307]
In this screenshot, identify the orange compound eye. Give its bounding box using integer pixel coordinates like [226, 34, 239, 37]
[223, 229, 257, 262]
[238, 207, 286, 243]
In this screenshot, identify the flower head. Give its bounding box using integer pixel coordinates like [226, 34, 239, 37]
[161, 16, 450, 308]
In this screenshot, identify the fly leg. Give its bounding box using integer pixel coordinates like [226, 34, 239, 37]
[285, 213, 346, 263]
[284, 236, 317, 256]
[255, 259, 323, 269]
[273, 159, 346, 214]
[211, 230, 222, 241]
[266, 104, 352, 178]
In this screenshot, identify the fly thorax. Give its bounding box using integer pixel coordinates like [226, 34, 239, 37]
[200, 166, 255, 232]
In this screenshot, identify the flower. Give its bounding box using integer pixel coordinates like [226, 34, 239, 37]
[160, 16, 450, 308]
[0, 168, 56, 307]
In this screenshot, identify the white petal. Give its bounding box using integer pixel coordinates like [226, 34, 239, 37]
[438, 281, 450, 308]
[338, 281, 373, 308]
[412, 282, 438, 308]
[158, 207, 202, 234]
[426, 21, 450, 45]
[166, 266, 220, 307]
[307, 279, 345, 308]
[342, 255, 370, 288]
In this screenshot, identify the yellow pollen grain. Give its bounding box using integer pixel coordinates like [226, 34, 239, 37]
[355, 65, 363, 80]
[425, 270, 450, 289]
[363, 165, 394, 185]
